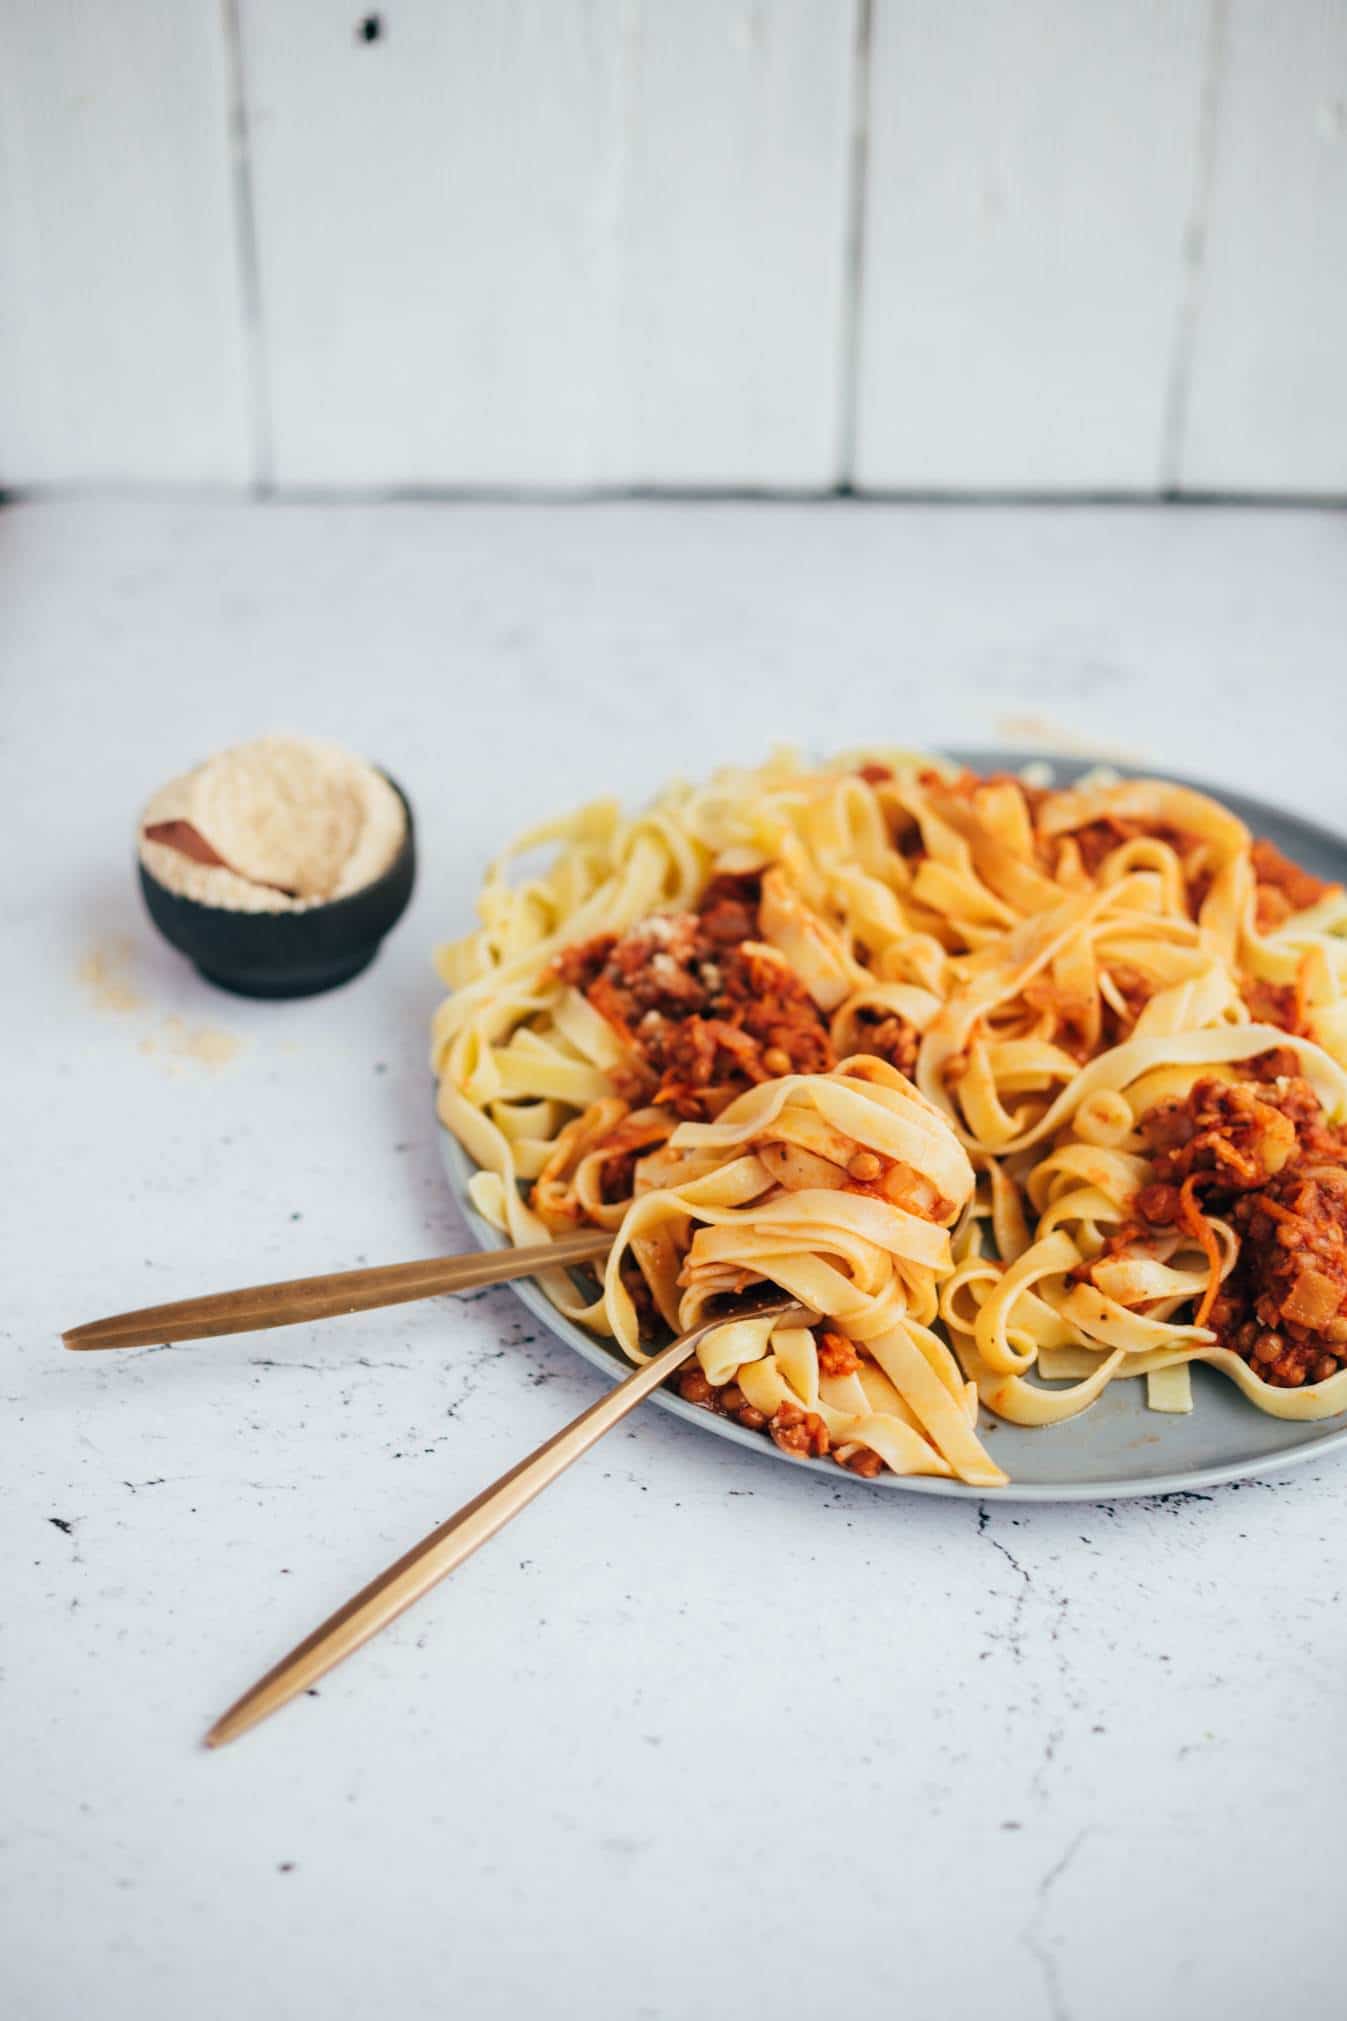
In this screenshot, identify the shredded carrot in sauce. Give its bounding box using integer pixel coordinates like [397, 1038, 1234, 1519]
[1177, 1174, 1223, 1329]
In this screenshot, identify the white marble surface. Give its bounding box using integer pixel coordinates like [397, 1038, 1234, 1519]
[5, 499, 1347, 2021]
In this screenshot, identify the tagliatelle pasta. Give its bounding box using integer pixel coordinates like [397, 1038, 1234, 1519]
[433, 751, 1347, 1486]
[596, 1059, 1003, 1486]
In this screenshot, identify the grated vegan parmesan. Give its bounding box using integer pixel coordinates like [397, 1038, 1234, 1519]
[139, 735, 405, 914]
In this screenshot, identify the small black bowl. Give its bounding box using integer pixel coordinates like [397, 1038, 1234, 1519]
[139, 775, 416, 999]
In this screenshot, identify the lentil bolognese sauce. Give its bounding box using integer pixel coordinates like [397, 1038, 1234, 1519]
[550, 874, 835, 1122]
[1127, 1062, 1347, 1389]
[434, 751, 1347, 1485]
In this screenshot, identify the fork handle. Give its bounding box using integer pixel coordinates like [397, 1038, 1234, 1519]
[61, 1230, 612, 1352]
[204, 1295, 803, 1747]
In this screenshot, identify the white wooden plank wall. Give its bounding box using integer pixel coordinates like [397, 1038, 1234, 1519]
[0, 1, 1343, 495]
[240, 1, 857, 489]
[1179, 0, 1347, 495]
[852, 0, 1211, 491]
[0, 1, 251, 486]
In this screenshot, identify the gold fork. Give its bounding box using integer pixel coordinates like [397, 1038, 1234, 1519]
[62, 1229, 614, 1351]
[205, 1287, 804, 1747]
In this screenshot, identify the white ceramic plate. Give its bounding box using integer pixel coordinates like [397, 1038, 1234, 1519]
[437, 753, 1347, 1501]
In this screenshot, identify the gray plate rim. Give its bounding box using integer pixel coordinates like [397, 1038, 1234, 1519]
[435, 751, 1347, 1503]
